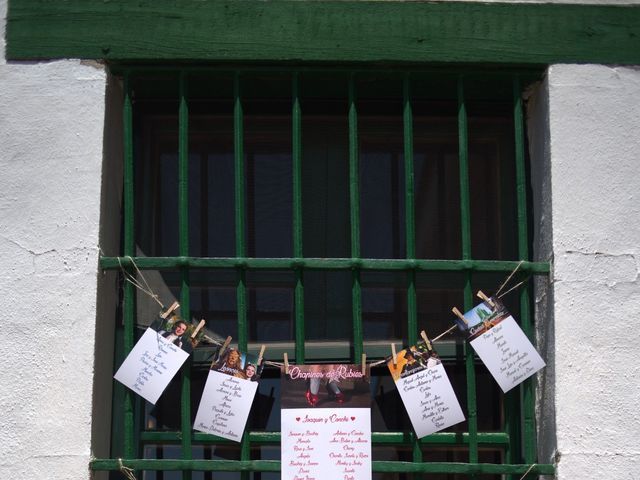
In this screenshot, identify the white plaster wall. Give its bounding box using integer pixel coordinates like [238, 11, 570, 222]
[543, 65, 640, 478]
[0, 1, 108, 479]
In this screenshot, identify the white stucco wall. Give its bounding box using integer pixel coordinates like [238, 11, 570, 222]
[541, 64, 640, 479]
[0, 2, 108, 479]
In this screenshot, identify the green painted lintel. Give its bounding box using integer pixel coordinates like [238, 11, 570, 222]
[7, 0, 640, 65]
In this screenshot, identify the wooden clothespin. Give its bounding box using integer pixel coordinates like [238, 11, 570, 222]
[476, 290, 496, 309]
[420, 330, 433, 351]
[220, 336, 232, 354]
[391, 343, 397, 366]
[361, 353, 367, 376]
[452, 307, 469, 326]
[283, 352, 289, 375]
[257, 344, 266, 366]
[190, 319, 206, 339]
[161, 301, 180, 319]
[211, 335, 233, 369]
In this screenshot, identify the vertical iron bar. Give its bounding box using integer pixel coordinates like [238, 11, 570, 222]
[122, 70, 135, 461]
[178, 71, 192, 480]
[234, 72, 248, 350]
[234, 72, 250, 480]
[412, 436, 423, 480]
[403, 74, 418, 347]
[514, 75, 536, 465]
[349, 73, 363, 361]
[458, 76, 478, 468]
[292, 72, 305, 363]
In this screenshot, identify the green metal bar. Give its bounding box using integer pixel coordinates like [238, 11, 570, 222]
[140, 430, 511, 445]
[349, 73, 360, 259]
[237, 270, 248, 350]
[178, 71, 192, 480]
[91, 459, 555, 475]
[407, 271, 417, 346]
[101, 256, 551, 273]
[458, 76, 471, 262]
[232, 71, 250, 480]
[292, 72, 305, 363]
[349, 73, 363, 361]
[234, 73, 248, 351]
[411, 437, 423, 480]
[404, 74, 418, 347]
[514, 75, 537, 465]
[122, 70, 135, 462]
[234, 72, 246, 259]
[403, 73, 416, 261]
[458, 76, 479, 470]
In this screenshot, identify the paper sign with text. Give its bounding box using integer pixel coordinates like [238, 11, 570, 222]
[387, 344, 465, 438]
[193, 347, 262, 441]
[281, 364, 371, 480]
[463, 298, 545, 393]
[114, 327, 190, 404]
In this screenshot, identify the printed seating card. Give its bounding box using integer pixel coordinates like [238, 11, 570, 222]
[387, 343, 465, 438]
[281, 364, 372, 480]
[194, 348, 262, 441]
[456, 298, 546, 393]
[114, 313, 198, 404]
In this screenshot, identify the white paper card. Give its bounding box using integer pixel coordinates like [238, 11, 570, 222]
[194, 370, 259, 441]
[394, 363, 465, 438]
[114, 327, 190, 404]
[470, 316, 546, 393]
[281, 408, 372, 480]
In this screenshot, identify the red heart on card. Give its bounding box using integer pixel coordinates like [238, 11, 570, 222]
[296, 417, 301, 422]
[351, 416, 356, 421]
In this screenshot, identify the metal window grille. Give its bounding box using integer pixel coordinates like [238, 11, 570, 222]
[96, 66, 554, 479]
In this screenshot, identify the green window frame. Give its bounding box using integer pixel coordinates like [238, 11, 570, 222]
[96, 66, 552, 479]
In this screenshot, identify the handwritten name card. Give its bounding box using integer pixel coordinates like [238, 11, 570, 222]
[114, 328, 189, 404]
[387, 346, 464, 438]
[194, 370, 259, 441]
[281, 408, 372, 480]
[470, 315, 545, 392]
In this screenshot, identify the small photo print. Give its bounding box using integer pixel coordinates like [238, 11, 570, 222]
[457, 297, 510, 340]
[281, 364, 370, 409]
[149, 313, 204, 354]
[387, 342, 442, 382]
[211, 347, 263, 382]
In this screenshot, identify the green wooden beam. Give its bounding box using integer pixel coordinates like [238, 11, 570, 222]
[7, 0, 640, 64]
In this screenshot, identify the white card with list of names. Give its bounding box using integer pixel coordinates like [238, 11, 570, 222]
[470, 316, 545, 392]
[114, 328, 190, 404]
[460, 298, 545, 393]
[194, 370, 259, 441]
[387, 344, 465, 438]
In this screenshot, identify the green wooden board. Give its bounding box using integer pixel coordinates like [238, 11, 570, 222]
[7, 0, 640, 64]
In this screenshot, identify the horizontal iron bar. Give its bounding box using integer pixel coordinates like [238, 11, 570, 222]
[90, 459, 555, 474]
[100, 256, 550, 273]
[140, 431, 510, 446]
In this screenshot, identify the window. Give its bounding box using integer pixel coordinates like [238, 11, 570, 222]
[99, 67, 551, 479]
